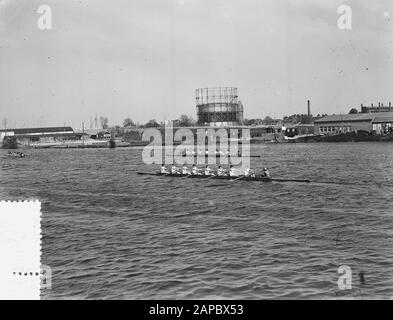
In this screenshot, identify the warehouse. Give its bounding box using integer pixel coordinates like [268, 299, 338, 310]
[0, 126, 82, 146]
[314, 112, 393, 135]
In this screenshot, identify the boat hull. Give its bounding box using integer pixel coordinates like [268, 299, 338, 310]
[137, 172, 272, 182]
[182, 154, 261, 158]
[137, 172, 311, 183]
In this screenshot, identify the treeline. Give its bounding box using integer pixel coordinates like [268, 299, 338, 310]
[95, 114, 197, 130]
[244, 113, 328, 126]
[98, 110, 342, 131]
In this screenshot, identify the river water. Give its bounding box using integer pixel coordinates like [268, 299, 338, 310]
[1, 143, 392, 299]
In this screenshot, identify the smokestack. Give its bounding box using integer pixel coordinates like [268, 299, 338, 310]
[307, 100, 311, 117]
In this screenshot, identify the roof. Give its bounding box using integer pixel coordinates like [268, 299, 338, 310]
[315, 112, 393, 124]
[373, 116, 393, 123]
[0, 127, 74, 135]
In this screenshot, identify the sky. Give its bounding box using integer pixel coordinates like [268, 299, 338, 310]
[0, 0, 392, 129]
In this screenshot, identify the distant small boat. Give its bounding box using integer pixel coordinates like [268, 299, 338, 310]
[7, 151, 26, 158]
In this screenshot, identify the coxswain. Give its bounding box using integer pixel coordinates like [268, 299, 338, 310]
[262, 168, 271, 178]
[204, 165, 213, 176]
[160, 164, 169, 174]
[229, 165, 236, 177]
[171, 165, 179, 174]
[217, 165, 226, 176]
[191, 164, 200, 175]
[182, 165, 190, 175]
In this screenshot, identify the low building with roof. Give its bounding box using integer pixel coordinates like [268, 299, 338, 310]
[0, 126, 85, 147]
[314, 112, 393, 135]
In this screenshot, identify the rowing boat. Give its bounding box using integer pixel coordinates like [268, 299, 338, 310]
[137, 172, 311, 183]
[181, 154, 261, 158]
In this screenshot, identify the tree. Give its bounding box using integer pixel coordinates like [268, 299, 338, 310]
[123, 117, 135, 128]
[178, 114, 196, 127]
[145, 119, 160, 128]
[349, 108, 358, 114]
[100, 116, 109, 129]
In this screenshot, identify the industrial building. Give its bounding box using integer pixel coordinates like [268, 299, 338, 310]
[196, 87, 244, 126]
[0, 126, 83, 146]
[314, 112, 393, 135]
[361, 102, 393, 113]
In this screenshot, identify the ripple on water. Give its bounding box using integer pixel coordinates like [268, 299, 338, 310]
[1, 143, 393, 299]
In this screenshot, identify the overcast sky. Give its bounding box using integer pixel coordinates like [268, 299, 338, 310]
[0, 0, 392, 128]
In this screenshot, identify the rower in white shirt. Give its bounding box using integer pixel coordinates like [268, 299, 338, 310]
[160, 164, 169, 174]
[191, 164, 201, 175]
[182, 165, 190, 175]
[204, 165, 213, 176]
[171, 165, 179, 174]
[229, 165, 236, 177]
[244, 166, 255, 178]
[217, 166, 226, 176]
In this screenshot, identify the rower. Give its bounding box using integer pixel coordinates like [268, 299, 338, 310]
[204, 165, 213, 176]
[160, 164, 169, 174]
[171, 165, 179, 174]
[217, 165, 226, 176]
[191, 164, 200, 175]
[244, 166, 255, 178]
[182, 165, 190, 175]
[262, 168, 271, 178]
[229, 165, 236, 177]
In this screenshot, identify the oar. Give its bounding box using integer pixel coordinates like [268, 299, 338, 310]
[271, 178, 310, 183]
[232, 175, 245, 181]
[205, 174, 217, 180]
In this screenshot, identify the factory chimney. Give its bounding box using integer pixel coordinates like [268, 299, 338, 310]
[307, 100, 311, 117]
